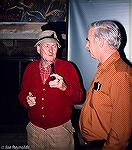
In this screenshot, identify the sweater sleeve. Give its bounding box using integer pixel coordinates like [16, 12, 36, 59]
[63, 63, 84, 105]
[18, 65, 31, 109]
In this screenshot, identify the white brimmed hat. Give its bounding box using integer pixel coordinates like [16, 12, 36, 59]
[34, 30, 61, 48]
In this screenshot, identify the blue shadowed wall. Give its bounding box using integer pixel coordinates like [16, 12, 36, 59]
[68, 0, 131, 91]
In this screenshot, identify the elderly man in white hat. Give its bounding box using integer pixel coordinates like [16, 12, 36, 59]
[18, 30, 84, 150]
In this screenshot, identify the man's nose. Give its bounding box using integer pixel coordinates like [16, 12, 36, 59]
[85, 42, 89, 49]
[49, 47, 54, 53]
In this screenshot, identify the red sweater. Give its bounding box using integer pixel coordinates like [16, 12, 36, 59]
[18, 59, 83, 129]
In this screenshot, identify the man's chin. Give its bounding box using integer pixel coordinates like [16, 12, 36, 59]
[90, 54, 96, 59]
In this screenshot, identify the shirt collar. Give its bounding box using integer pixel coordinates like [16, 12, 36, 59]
[98, 51, 120, 71]
[39, 59, 56, 70]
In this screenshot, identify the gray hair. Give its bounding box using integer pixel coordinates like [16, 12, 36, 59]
[88, 20, 121, 49]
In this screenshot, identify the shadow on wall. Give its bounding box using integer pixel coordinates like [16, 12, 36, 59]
[114, 20, 132, 67]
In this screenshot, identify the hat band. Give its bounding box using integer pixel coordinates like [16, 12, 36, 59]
[38, 36, 59, 42]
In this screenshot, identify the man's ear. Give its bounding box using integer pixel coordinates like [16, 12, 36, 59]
[37, 46, 40, 54]
[96, 38, 104, 48]
[99, 40, 104, 48]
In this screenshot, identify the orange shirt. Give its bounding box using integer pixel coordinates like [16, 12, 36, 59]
[79, 51, 132, 150]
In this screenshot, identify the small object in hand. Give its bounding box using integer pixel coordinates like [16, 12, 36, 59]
[50, 76, 56, 81]
[50, 63, 56, 81]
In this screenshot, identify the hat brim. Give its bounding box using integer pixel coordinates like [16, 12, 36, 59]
[34, 38, 61, 48]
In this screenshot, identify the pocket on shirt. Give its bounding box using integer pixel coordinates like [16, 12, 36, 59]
[92, 90, 112, 113]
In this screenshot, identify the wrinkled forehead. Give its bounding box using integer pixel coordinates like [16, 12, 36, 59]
[37, 41, 58, 47]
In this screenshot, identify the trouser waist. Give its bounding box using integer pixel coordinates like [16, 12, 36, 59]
[83, 139, 105, 149]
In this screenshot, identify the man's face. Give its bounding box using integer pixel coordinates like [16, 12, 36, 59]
[85, 28, 100, 60]
[37, 42, 58, 63]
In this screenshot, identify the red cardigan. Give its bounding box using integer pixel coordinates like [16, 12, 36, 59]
[18, 59, 83, 129]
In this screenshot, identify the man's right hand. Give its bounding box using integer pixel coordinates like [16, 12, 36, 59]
[26, 92, 36, 107]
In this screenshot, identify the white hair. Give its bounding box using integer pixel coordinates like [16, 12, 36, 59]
[88, 20, 122, 49]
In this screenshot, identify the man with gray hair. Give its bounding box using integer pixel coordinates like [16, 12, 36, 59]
[79, 20, 132, 149]
[19, 29, 83, 150]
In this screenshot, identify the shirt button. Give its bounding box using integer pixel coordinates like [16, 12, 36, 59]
[42, 98, 44, 101]
[41, 107, 44, 109]
[42, 115, 45, 118]
[43, 88, 45, 91]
